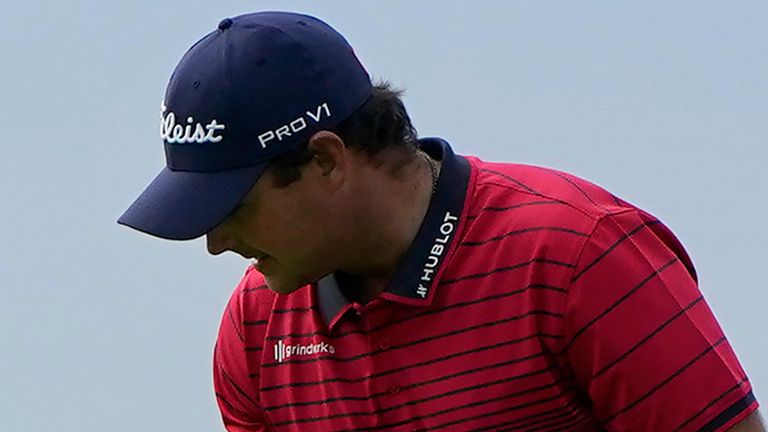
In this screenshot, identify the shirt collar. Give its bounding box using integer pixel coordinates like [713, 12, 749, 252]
[316, 137, 472, 328]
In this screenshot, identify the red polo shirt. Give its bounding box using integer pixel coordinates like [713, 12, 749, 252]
[213, 138, 757, 431]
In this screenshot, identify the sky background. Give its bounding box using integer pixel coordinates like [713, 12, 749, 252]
[1, 1, 766, 430]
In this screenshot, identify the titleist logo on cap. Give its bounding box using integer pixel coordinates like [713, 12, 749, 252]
[160, 101, 226, 144]
[159, 100, 333, 149]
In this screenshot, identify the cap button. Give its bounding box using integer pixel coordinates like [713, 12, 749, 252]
[218, 18, 233, 30]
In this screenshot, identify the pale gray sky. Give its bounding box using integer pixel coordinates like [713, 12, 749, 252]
[1, 1, 765, 430]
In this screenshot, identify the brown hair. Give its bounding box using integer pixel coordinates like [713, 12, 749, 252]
[266, 81, 419, 187]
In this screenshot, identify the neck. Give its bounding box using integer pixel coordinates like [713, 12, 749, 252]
[338, 150, 440, 303]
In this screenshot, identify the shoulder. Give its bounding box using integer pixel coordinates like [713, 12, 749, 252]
[460, 157, 644, 253]
[466, 156, 632, 222]
[454, 157, 693, 286]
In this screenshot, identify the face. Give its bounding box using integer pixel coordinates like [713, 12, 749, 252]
[206, 166, 344, 295]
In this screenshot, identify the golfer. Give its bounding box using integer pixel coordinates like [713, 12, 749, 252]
[119, 11, 763, 432]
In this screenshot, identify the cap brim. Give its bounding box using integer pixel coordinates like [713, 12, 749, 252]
[118, 164, 266, 240]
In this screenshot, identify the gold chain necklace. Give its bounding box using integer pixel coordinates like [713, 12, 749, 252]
[418, 150, 439, 195]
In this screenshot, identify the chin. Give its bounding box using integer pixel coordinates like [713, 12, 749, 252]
[264, 276, 310, 295]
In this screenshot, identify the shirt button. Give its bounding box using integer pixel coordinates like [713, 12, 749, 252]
[378, 340, 390, 350]
[388, 385, 401, 395]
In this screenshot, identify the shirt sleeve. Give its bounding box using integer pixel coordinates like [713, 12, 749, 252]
[213, 276, 270, 431]
[563, 209, 757, 431]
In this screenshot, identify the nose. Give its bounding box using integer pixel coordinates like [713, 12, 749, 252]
[206, 226, 234, 255]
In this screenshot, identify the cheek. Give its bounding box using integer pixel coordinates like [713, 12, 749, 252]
[283, 211, 336, 261]
[250, 186, 339, 258]
[238, 204, 307, 254]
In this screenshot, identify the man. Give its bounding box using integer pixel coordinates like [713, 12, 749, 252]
[119, 11, 763, 432]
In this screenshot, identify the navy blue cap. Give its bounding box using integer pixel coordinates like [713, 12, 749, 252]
[118, 11, 372, 240]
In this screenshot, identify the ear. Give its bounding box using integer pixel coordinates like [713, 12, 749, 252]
[306, 130, 348, 189]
